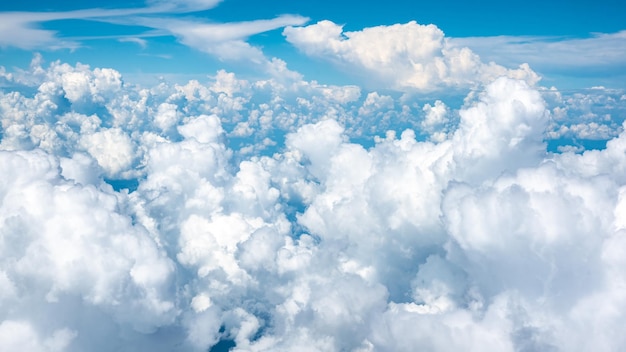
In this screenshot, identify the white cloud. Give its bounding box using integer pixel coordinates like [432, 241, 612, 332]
[549, 122, 617, 140]
[80, 127, 135, 177]
[0, 13, 78, 50]
[169, 15, 309, 44]
[0, 321, 76, 352]
[142, 15, 307, 63]
[542, 86, 626, 143]
[118, 37, 148, 49]
[0, 4, 307, 70]
[0, 149, 178, 344]
[1, 58, 626, 351]
[284, 20, 540, 91]
[0, 6, 164, 50]
[421, 100, 450, 142]
[451, 31, 626, 74]
[146, 0, 223, 12]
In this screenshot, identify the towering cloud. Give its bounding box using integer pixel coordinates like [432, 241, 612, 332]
[284, 21, 540, 91]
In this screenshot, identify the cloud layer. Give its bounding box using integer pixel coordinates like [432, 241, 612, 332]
[1, 58, 626, 351]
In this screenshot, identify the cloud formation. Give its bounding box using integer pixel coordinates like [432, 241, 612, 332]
[284, 20, 540, 91]
[0, 1, 306, 72]
[1, 58, 626, 351]
[452, 31, 626, 75]
[145, 15, 308, 63]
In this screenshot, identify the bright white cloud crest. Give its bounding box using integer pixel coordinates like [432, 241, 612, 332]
[284, 20, 540, 91]
[1, 51, 626, 352]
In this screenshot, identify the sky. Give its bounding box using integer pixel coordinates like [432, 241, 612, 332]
[1, 1, 626, 352]
[1, 0, 625, 87]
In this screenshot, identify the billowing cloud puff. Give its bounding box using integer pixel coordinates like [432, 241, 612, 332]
[0, 150, 177, 344]
[284, 20, 540, 91]
[1, 59, 626, 351]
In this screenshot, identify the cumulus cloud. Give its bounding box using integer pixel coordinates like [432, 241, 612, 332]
[284, 20, 540, 91]
[1, 58, 626, 351]
[542, 86, 626, 144]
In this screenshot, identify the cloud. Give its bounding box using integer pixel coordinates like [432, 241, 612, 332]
[143, 15, 307, 63]
[0, 320, 76, 352]
[146, 0, 223, 12]
[421, 100, 450, 142]
[169, 15, 309, 43]
[542, 86, 626, 143]
[548, 122, 617, 140]
[284, 20, 540, 91]
[1, 58, 626, 351]
[0, 13, 79, 50]
[0, 3, 306, 68]
[0, 4, 179, 50]
[118, 37, 148, 49]
[451, 31, 626, 76]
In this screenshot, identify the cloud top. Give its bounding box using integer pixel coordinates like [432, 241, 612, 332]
[284, 20, 540, 91]
[0, 57, 626, 351]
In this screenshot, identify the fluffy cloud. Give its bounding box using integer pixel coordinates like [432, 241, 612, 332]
[284, 21, 540, 91]
[543, 86, 626, 143]
[1, 58, 626, 351]
[0, 150, 177, 345]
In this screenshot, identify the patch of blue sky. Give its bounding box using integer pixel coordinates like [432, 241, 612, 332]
[0, 0, 146, 11]
[104, 177, 141, 192]
[205, 0, 626, 36]
[546, 138, 609, 153]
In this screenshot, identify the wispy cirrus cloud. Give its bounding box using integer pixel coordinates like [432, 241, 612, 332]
[118, 37, 148, 49]
[0, 12, 80, 50]
[139, 15, 308, 62]
[0, 5, 172, 50]
[450, 31, 626, 75]
[146, 0, 223, 12]
[0, 1, 306, 67]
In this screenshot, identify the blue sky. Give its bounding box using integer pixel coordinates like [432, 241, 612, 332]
[1, 0, 625, 88]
